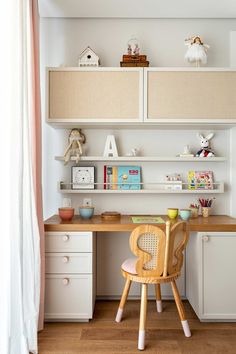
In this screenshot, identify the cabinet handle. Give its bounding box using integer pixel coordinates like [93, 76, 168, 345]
[62, 278, 69, 285]
[202, 235, 209, 242]
[62, 256, 69, 263]
[62, 235, 69, 242]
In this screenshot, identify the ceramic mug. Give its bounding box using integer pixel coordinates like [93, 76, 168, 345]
[79, 206, 94, 219]
[167, 208, 178, 219]
[179, 209, 191, 221]
[202, 207, 211, 218]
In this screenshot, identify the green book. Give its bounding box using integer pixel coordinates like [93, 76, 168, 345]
[131, 216, 165, 224]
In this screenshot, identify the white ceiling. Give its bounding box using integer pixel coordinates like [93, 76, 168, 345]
[39, 0, 236, 18]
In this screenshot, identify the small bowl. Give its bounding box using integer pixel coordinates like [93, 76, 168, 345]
[79, 206, 94, 219]
[167, 208, 178, 219]
[59, 207, 74, 221]
[179, 209, 191, 221]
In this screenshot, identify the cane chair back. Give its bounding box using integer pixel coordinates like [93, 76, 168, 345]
[129, 221, 189, 278]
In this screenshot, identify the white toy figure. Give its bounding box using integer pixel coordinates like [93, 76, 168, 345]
[63, 129, 86, 164]
[133, 43, 140, 56]
[127, 44, 132, 55]
[184, 36, 210, 67]
[196, 133, 215, 157]
[126, 148, 140, 157]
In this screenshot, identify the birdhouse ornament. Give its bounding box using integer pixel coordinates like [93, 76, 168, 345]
[184, 36, 210, 67]
[78, 46, 100, 67]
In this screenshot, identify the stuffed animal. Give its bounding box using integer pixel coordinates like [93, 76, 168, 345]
[196, 133, 215, 157]
[63, 129, 86, 164]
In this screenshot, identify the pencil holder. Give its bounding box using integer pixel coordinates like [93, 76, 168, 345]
[202, 207, 211, 218]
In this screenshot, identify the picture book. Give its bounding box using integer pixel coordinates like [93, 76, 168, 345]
[104, 165, 141, 190]
[188, 170, 214, 190]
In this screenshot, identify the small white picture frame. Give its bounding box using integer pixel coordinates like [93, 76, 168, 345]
[72, 166, 95, 189]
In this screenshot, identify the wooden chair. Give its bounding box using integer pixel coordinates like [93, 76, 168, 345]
[115, 221, 191, 350]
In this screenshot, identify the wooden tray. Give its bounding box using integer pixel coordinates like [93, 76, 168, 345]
[101, 212, 121, 221]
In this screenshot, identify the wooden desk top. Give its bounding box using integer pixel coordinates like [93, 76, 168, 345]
[44, 215, 236, 232]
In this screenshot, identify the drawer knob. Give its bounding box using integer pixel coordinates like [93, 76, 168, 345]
[63, 235, 69, 242]
[62, 256, 69, 263]
[62, 278, 69, 285]
[202, 235, 209, 242]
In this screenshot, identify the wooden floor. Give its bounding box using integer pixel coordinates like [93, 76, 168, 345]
[39, 300, 236, 354]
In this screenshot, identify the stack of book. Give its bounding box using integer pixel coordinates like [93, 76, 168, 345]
[120, 55, 149, 67]
[104, 165, 141, 190]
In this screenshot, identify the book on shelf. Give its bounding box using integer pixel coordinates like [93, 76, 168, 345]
[104, 165, 141, 190]
[164, 173, 182, 190]
[188, 170, 214, 190]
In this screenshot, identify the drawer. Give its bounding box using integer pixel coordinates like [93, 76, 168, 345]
[45, 274, 94, 320]
[45, 253, 92, 274]
[45, 232, 93, 252]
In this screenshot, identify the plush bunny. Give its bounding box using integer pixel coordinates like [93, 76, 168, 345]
[196, 133, 215, 157]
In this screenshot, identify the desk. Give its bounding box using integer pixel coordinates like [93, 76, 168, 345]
[44, 215, 236, 322]
[44, 214, 236, 232]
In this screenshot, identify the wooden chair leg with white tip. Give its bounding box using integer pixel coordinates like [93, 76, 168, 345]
[115, 278, 131, 323]
[155, 283, 162, 313]
[138, 283, 148, 351]
[171, 280, 191, 338]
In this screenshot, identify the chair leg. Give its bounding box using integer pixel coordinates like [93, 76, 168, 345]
[138, 283, 148, 351]
[115, 278, 131, 323]
[155, 283, 162, 313]
[171, 280, 191, 337]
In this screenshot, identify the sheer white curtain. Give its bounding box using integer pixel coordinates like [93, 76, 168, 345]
[0, 1, 42, 353]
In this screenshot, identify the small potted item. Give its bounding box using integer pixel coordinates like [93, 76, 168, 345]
[189, 204, 199, 218]
[79, 206, 94, 219]
[58, 207, 74, 221]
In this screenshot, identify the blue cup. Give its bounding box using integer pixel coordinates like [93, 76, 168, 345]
[179, 209, 191, 221]
[79, 206, 94, 219]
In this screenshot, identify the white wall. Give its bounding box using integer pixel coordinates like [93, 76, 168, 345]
[40, 17, 235, 297]
[40, 18, 236, 67]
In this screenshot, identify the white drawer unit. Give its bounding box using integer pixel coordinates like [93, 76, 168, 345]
[45, 253, 92, 274]
[186, 232, 236, 321]
[45, 274, 94, 320]
[45, 231, 96, 321]
[45, 231, 92, 252]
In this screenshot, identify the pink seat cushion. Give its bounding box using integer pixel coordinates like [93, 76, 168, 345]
[121, 258, 138, 274]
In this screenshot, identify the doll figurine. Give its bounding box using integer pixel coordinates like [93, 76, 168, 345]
[184, 36, 210, 67]
[63, 129, 86, 164]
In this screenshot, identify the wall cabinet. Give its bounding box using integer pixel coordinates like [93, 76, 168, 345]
[144, 69, 236, 123]
[45, 231, 96, 321]
[186, 232, 236, 321]
[47, 67, 143, 123]
[47, 67, 236, 125]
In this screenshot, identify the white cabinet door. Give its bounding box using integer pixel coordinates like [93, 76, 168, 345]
[186, 232, 236, 320]
[144, 68, 236, 123]
[47, 67, 143, 123]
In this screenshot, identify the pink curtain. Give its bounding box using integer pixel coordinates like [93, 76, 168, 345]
[30, 0, 45, 331]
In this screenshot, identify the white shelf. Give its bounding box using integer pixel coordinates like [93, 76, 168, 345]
[58, 182, 224, 194]
[55, 156, 226, 162]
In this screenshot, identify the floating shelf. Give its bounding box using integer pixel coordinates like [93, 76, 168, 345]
[55, 156, 227, 162]
[58, 181, 224, 194]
